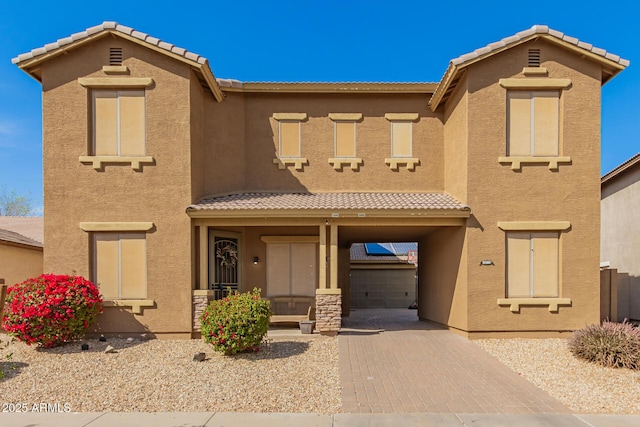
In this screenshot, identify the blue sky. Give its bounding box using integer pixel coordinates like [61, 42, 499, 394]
[1, 0, 638, 214]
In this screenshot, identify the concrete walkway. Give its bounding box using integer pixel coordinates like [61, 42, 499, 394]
[339, 308, 569, 414]
[1, 412, 639, 427]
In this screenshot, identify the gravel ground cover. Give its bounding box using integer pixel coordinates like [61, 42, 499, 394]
[0, 334, 341, 413]
[475, 338, 640, 414]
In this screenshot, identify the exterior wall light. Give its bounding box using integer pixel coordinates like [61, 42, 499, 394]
[253, 256, 259, 265]
[479, 260, 494, 266]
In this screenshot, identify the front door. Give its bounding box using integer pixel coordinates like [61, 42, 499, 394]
[209, 231, 241, 299]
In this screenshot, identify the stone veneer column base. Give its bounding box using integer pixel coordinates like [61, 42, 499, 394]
[192, 291, 213, 332]
[316, 291, 342, 335]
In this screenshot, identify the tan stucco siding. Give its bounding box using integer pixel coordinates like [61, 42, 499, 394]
[443, 74, 468, 202]
[462, 40, 602, 332]
[0, 244, 43, 288]
[419, 227, 468, 331]
[240, 94, 444, 193]
[41, 37, 195, 335]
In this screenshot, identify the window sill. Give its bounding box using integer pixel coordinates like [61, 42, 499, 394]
[385, 157, 419, 171]
[328, 157, 363, 170]
[79, 156, 155, 171]
[499, 156, 571, 171]
[497, 297, 572, 313]
[103, 299, 155, 314]
[273, 157, 307, 170]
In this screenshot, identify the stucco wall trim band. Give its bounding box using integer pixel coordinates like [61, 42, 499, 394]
[273, 113, 307, 121]
[79, 156, 155, 171]
[77, 77, 154, 88]
[261, 236, 320, 243]
[103, 299, 155, 314]
[328, 113, 363, 121]
[499, 78, 571, 89]
[79, 222, 154, 232]
[499, 156, 571, 171]
[498, 221, 570, 231]
[497, 297, 572, 313]
[384, 113, 419, 121]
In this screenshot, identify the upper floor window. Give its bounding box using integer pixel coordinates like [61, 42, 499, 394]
[328, 113, 363, 170]
[272, 113, 307, 170]
[384, 113, 419, 171]
[507, 91, 558, 157]
[93, 90, 146, 156]
[391, 121, 413, 157]
[278, 120, 301, 158]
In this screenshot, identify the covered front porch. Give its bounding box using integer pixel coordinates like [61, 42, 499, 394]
[186, 192, 471, 336]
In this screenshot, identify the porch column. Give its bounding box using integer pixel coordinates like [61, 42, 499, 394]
[198, 226, 208, 290]
[315, 223, 341, 335]
[319, 224, 327, 289]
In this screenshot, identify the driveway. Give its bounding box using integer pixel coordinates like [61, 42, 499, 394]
[338, 308, 570, 414]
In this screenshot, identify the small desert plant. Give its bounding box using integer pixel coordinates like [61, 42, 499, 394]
[0, 336, 14, 380]
[1, 274, 103, 348]
[568, 320, 640, 370]
[200, 288, 271, 355]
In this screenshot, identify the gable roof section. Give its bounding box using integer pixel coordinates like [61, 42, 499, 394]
[601, 153, 640, 186]
[12, 22, 224, 102]
[0, 228, 43, 250]
[429, 25, 629, 111]
[188, 192, 470, 218]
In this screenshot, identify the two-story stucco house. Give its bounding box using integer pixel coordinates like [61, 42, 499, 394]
[12, 23, 627, 338]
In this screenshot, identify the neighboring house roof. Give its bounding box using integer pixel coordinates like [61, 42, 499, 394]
[0, 228, 43, 249]
[601, 153, 640, 186]
[429, 25, 629, 111]
[188, 192, 470, 216]
[0, 217, 43, 244]
[217, 80, 438, 94]
[350, 242, 412, 263]
[12, 22, 224, 102]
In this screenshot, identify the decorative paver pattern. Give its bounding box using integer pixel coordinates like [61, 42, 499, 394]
[338, 309, 570, 414]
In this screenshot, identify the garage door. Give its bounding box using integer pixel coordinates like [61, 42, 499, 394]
[350, 268, 416, 308]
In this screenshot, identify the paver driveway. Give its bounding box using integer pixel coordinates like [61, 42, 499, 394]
[338, 308, 570, 414]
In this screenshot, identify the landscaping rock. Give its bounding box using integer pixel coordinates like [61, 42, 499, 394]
[104, 345, 117, 354]
[193, 352, 206, 362]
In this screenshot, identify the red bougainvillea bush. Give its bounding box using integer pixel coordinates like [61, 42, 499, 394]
[1, 274, 103, 348]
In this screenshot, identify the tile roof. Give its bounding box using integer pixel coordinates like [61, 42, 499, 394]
[430, 25, 629, 111]
[449, 25, 629, 68]
[189, 192, 469, 212]
[0, 228, 43, 248]
[0, 217, 43, 244]
[12, 22, 208, 66]
[601, 153, 640, 185]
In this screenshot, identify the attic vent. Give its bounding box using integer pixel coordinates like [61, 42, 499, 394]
[109, 48, 123, 66]
[528, 49, 541, 67]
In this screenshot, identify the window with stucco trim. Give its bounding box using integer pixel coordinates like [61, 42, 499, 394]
[278, 120, 301, 158]
[506, 232, 559, 298]
[391, 121, 413, 158]
[266, 242, 317, 297]
[334, 121, 356, 158]
[93, 232, 147, 299]
[92, 90, 146, 156]
[507, 91, 559, 157]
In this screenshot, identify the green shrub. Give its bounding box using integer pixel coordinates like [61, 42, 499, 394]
[200, 288, 271, 355]
[568, 320, 640, 370]
[1, 274, 103, 348]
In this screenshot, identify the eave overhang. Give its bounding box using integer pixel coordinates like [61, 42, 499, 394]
[217, 80, 437, 94]
[12, 22, 224, 102]
[429, 26, 629, 112]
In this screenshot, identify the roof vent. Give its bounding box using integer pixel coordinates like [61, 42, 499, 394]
[528, 49, 541, 67]
[109, 48, 123, 66]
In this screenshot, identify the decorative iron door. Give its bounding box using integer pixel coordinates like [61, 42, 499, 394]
[209, 233, 240, 299]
